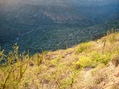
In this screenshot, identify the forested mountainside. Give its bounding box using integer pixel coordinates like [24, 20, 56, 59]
[2, 21, 119, 54]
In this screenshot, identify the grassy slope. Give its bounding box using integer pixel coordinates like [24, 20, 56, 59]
[0, 30, 119, 89]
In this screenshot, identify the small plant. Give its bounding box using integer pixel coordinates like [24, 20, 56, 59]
[0, 49, 6, 63]
[106, 28, 116, 43]
[12, 43, 19, 61]
[33, 53, 42, 66]
[33, 50, 47, 66]
[50, 58, 60, 67]
[106, 28, 116, 36]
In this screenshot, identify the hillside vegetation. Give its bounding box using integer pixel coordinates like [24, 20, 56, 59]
[2, 20, 119, 54]
[0, 29, 119, 89]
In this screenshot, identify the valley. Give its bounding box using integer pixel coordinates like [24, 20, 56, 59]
[2, 21, 119, 54]
[0, 0, 119, 54]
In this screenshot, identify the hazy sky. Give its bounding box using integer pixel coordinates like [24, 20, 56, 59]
[0, 0, 119, 13]
[1, 0, 119, 5]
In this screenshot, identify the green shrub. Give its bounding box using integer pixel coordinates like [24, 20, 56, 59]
[75, 56, 92, 68]
[90, 51, 111, 67]
[50, 58, 60, 67]
[58, 77, 74, 89]
[75, 42, 93, 54]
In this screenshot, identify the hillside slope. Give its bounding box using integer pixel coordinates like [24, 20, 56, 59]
[0, 30, 119, 89]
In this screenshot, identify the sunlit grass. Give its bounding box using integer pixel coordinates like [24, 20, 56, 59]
[0, 31, 119, 89]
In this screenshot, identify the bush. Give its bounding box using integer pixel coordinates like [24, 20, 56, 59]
[0, 44, 29, 89]
[90, 51, 111, 67]
[75, 56, 92, 68]
[75, 42, 93, 54]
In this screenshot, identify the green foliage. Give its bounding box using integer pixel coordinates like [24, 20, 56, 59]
[73, 51, 111, 69]
[0, 44, 29, 89]
[32, 53, 42, 66]
[90, 51, 111, 67]
[50, 58, 60, 67]
[73, 56, 92, 69]
[58, 78, 74, 89]
[57, 70, 77, 89]
[0, 49, 6, 63]
[75, 42, 93, 54]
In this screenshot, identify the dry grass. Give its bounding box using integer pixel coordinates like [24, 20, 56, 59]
[0, 31, 119, 89]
